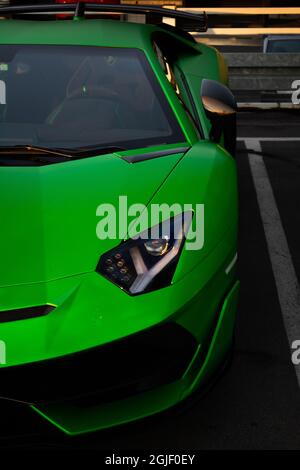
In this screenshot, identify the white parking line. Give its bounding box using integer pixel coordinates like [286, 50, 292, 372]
[243, 138, 300, 384]
[239, 137, 300, 142]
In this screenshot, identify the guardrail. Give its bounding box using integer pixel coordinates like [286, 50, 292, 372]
[223, 53, 300, 109]
[180, 7, 300, 109]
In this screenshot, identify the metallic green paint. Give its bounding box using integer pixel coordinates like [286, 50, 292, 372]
[0, 17, 239, 433]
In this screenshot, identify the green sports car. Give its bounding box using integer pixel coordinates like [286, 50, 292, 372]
[0, 3, 239, 435]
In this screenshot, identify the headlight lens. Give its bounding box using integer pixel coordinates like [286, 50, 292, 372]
[96, 212, 192, 295]
[144, 236, 170, 257]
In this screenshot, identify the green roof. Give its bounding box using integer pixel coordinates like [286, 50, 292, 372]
[0, 18, 156, 49]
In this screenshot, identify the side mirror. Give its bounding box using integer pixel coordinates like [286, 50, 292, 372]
[201, 79, 237, 157]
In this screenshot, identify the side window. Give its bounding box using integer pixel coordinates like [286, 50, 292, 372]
[153, 42, 180, 95]
[153, 41, 201, 138]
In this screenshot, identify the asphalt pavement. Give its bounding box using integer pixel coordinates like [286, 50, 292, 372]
[1, 110, 300, 451]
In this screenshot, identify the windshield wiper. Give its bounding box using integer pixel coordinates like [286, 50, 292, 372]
[0, 145, 73, 158]
[0, 144, 127, 164]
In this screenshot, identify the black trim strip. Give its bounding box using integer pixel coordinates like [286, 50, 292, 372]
[0, 305, 55, 323]
[122, 146, 189, 164]
[180, 71, 204, 139]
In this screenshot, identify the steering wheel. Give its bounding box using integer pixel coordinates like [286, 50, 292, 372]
[47, 84, 140, 128]
[66, 85, 121, 102]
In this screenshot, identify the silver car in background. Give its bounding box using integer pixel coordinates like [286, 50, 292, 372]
[264, 35, 300, 53]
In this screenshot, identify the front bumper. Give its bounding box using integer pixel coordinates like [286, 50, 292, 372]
[0, 322, 198, 405]
[0, 239, 239, 434]
[32, 280, 239, 435]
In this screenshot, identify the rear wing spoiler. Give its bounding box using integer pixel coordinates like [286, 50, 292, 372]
[0, 3, 207, 32]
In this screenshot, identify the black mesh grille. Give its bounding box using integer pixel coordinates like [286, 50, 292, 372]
[0, 322, 198, 406]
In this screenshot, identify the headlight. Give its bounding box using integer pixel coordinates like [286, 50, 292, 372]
[96, 212, 192, 295]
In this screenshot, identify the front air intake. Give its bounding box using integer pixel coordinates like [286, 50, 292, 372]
[0, 305, 55, 323]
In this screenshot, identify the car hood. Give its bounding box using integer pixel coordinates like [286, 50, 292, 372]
[0, 150, 184, 287]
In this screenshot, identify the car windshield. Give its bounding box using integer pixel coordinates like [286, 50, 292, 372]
[0, 45, 185, 152]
